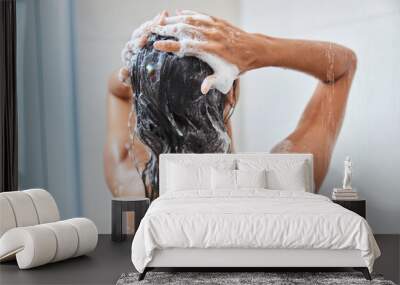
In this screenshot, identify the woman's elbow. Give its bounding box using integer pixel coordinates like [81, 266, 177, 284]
[333, 48, 357, 83]
[108, 70, 132, 100]
[346, 49, 358, 72]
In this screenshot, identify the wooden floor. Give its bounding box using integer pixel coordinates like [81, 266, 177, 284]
[0, 234, 398, 285]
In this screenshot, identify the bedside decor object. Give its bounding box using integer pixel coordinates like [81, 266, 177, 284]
[0, 189, 98, 269]
[332, 156, 359, 200]
[342, 156, 353, 190]
[332, 199, 366, 219]
[332, 188, 359, 200]
[112, 197, 149, 242]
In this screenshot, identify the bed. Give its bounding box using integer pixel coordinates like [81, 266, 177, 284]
[131, 153, 380, 280]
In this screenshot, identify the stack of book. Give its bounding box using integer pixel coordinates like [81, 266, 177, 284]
[332, 188, 359, 200]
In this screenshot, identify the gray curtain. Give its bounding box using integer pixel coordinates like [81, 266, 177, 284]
[0, 0, 18, 192]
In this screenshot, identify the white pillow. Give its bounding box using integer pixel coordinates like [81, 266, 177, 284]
[236, 169, 267, 189]
[211, 168, 268, 190]
[268, 165, 307, 191]
[211, 168, 236, 190]
[167, 162, 210, 191]
[166, 159, 236, 192]
[237, 159, 309, 191]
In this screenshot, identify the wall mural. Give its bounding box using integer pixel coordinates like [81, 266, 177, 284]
[104, 11, 356, 200]
[14, 1, 399, 234]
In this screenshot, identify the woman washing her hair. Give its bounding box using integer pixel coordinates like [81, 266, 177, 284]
[104, 10, 357, 200]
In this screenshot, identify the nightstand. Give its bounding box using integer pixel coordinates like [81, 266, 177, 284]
[332, 199, 366, 218]
[111, 197, 150, 242]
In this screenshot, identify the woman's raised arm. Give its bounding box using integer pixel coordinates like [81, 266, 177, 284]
[152, 11, 357, 190]
[269, 39, 357, 190]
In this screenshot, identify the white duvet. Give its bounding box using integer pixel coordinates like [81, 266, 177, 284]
[131, 190, 380, 273]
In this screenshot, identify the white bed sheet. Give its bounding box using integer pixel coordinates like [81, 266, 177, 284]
[131, 189, 380, 273]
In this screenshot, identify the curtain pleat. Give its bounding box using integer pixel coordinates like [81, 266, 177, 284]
[0, 0, 18, 192]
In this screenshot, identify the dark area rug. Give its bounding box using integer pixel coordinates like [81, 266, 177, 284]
[116, 271, 396, 285]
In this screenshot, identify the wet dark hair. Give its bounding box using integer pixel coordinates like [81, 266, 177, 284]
[131, 34, 233, 200]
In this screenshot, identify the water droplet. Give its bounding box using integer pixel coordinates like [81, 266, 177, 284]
[146, 63, 156, 76]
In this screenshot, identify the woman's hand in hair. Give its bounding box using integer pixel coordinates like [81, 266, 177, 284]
[132, 10, 169, 50]
[119, 11, 169, 87]
[150, 10, 267, 93]
[151, 10, 263, 73]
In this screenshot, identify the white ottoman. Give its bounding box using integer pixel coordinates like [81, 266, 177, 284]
[0, 189, 98, 269]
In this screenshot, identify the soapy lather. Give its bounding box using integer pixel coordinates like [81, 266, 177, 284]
[121, 10, 239, 94]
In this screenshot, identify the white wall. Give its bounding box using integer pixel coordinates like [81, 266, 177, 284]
[239, 0, 400, 233]
[73, 0, 240, 233]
